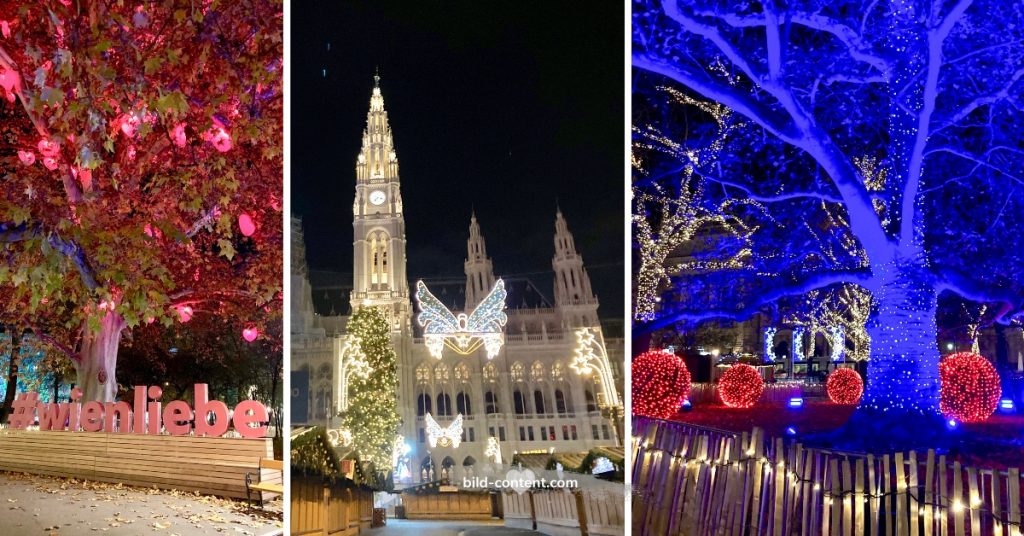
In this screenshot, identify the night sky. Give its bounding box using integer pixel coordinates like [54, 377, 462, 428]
[291, 2, 625, 321]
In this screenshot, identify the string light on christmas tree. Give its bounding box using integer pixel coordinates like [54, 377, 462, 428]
[425, 413, 463, 448]
[939, 352, 1001, 423]
[416, 279, 507, 359]
[631, 350, 691, 418]
[340, 306, 401, 471]
[826, 368, 864, 405]
[718, 364, 764, 408]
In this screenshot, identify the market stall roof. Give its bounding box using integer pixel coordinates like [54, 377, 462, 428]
[291, 426, 343, 479]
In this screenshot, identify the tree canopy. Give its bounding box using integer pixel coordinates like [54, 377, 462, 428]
[633, 0, 1024, 424]
[0, 1, 282, 400]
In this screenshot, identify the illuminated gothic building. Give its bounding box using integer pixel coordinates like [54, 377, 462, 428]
[291, 78, 623, 485]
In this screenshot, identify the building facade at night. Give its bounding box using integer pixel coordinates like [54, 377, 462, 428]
[291, 79, 623, 486]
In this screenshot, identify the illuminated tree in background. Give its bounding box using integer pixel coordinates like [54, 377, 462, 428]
[341, 307, 400, 474]
[0, 2, 282, 401]
[0, 329, 72, 422]
[633, 83, 752, 321]
[633, 1, 1024, 431]
[782, 285, 872, 361]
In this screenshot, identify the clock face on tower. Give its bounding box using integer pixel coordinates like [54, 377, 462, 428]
[369, 190, 386, 206]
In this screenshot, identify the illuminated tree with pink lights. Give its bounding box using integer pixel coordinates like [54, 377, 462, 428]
[633, 0, 1024, 440]
[0, 2, 282, 402]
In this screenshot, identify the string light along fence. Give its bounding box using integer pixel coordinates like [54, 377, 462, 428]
[633, 417, 1024, 536]
[688, 382, 825, 405]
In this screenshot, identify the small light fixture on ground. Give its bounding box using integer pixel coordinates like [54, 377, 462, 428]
[787, 397, 804, 408]
[1000, 399, 1015, 412]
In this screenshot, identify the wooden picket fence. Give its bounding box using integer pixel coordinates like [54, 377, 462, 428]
[633, 417, 1024, 536]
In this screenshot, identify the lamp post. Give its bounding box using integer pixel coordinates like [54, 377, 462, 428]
[571, 327, 624, 445]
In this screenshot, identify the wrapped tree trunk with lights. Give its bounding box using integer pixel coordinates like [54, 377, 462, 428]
[340, 306, 400, 479]
[633, 0, 1024, 447]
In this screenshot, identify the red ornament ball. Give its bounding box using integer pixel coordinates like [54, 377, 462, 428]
[718, 364, 764, 408]
[826, 368, 863, 405]
[632, 350, 691, 419]
[940, 352, 1001, 423]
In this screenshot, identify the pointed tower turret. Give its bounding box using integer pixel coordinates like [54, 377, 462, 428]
[552, 208, 598, 327]
[464, 212, 497, 309]
[351, 74, 410, 331]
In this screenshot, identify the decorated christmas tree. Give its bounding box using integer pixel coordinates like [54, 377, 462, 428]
[341, 306, 400, 474]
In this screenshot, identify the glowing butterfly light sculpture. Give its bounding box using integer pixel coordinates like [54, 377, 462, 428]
[416, 279, 507, 359]
[327, 428, 353, 447]
[425, 413, 463, 448]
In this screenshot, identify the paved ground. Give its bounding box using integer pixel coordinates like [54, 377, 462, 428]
[0, 471, 283, 535]
[365, 519, 542, 535]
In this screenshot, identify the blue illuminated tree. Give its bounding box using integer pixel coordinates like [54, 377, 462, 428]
[633, 0, 1024, 432]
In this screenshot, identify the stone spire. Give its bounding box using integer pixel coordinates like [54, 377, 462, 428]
[464, 212, 497, 309]
[552, 209, 598, 326]
[356, 74, 399, 182]
[350, 74, 410, 331]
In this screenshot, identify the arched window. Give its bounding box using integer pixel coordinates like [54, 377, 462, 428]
[483, 363, 498, 382]
[369, 232, 390, 286]
[513, 390, 527, 415]
[585, 390, 597, 412]
[415, 363, 431, 383]
[510, 362, 525, 382]
[441, 456, 455, 480]
[551, 362, 565, 381]
[420, 456, 434, 482]
[417, 393, 432, 416]
[485, 391, 499, 414]
[555, 389, 568, 414]
[454, 362, 470, 382]
[530, 362, 545, 383]
[534, 390, 546, 414]
[456, 392, 472, 415]
[437, 393, 452, 416]
[315, 388, 325, 418]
